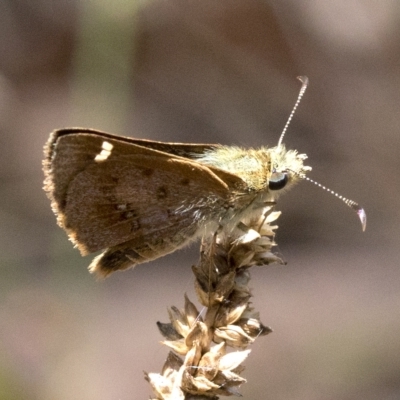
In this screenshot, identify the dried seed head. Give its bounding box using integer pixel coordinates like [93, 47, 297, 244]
[147, 205, 282, 398]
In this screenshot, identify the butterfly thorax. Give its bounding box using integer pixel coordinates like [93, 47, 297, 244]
[197, 145, 311, 194]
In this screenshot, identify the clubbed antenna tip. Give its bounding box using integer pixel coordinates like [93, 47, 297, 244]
[343, 199, 366, 232]
[301, 175, 367, 232]
[351, 203, 367, 232]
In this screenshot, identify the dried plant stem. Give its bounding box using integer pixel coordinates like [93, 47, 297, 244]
[145, 206, 284, 399]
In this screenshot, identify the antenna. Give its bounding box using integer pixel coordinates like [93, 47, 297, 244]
[277, 76, 309, 148]
[300, 174, 367, 231]
[277, 76, 366, 231]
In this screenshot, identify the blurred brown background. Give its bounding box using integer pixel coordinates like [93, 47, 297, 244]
[0, 1, 399, 399]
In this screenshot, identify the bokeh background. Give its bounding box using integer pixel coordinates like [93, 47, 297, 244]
[1, 1, 399, 399]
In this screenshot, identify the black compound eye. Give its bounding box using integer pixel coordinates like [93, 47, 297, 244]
[269, 171, 288, 190]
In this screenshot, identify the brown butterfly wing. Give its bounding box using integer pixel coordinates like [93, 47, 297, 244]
[44, 128, 242, 211]
[44, 129, 247, 276]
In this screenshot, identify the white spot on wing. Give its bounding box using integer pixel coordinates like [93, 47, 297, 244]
[95, 141, 113, 162]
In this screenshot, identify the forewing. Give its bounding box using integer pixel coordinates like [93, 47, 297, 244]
[43, 130, 243, 255]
